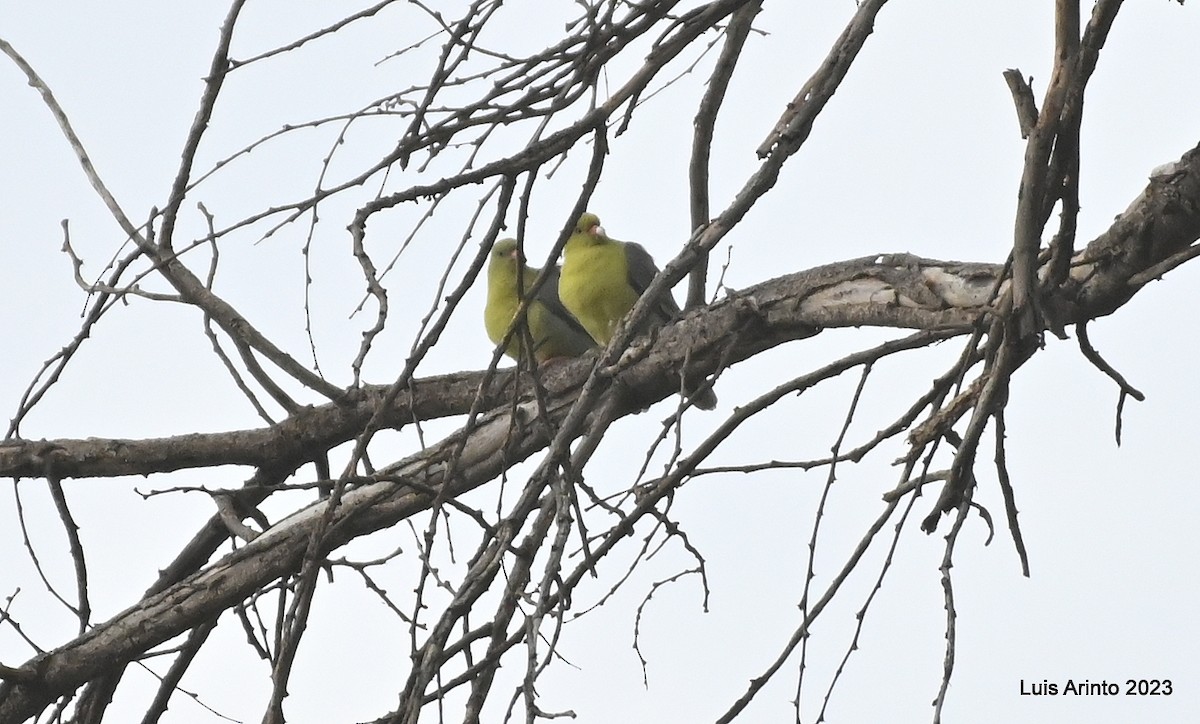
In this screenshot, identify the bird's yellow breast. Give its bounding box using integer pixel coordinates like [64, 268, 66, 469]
[484, 259, 528, 359]
[559, 239, 639, 345]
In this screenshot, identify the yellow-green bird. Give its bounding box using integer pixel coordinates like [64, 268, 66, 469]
[484, 238, 596, 365]
[559, 212, 716, 409]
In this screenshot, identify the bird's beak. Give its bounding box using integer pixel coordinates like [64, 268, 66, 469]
[590, 224, 605, 238]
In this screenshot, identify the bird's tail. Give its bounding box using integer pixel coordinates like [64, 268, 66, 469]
[686, 382, 717, 411]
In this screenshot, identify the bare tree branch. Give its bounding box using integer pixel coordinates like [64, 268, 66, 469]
[3, 2, 1198, 721]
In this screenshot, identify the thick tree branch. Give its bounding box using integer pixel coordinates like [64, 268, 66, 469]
[4, 135, 1200, 486]
[2, 253, 976, 481]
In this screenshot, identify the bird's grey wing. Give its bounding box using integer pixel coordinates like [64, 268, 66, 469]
[624, 241, 682, 322]
[625, 242, 715, 408]
[536, 266, 589, 332]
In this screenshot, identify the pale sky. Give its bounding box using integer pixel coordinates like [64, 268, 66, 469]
[2, 2, 1198, 723]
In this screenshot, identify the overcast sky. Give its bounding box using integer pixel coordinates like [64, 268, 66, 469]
[2, 2, 1198, 723]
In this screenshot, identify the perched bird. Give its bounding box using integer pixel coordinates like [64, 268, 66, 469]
[484, 238, 596, 365]
[559, 212, 716, 409]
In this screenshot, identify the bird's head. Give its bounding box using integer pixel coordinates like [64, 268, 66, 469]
[492, 238, 522, 264]
[574, 212, 605, 243]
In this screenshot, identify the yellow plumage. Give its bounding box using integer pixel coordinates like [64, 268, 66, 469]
[484, 238, 595, 364]
[557, 213, 641, 345]
[559, 212, 716, 409]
